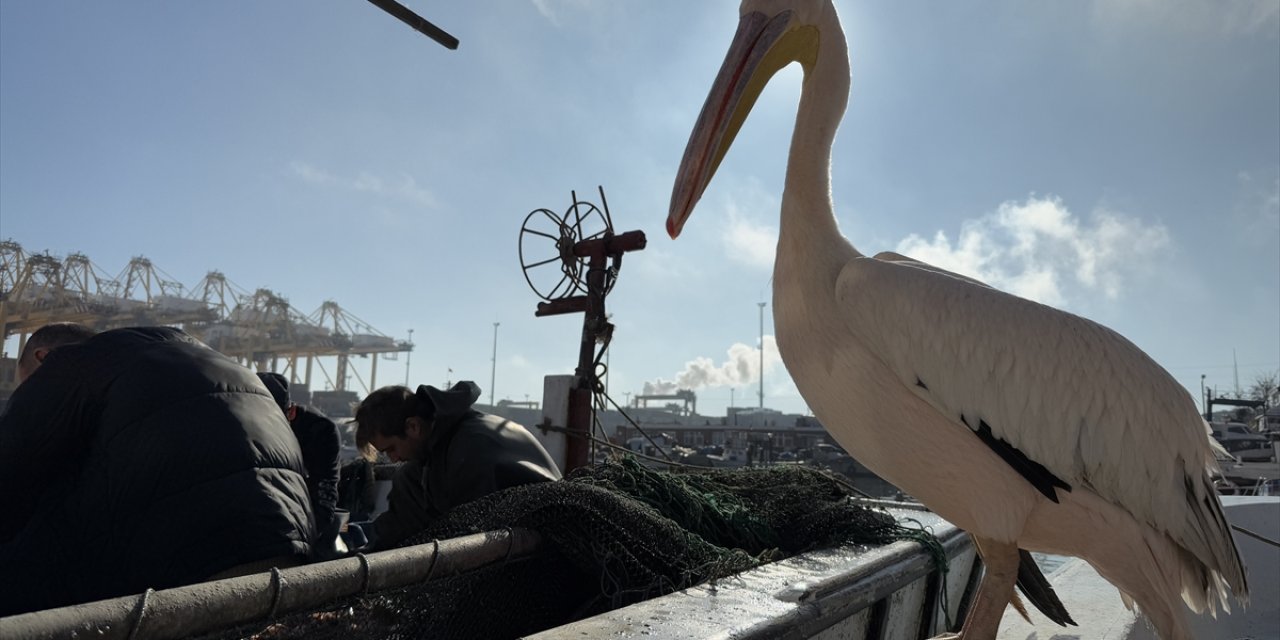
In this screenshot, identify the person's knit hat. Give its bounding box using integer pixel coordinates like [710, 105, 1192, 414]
[256, 372, 291, 412]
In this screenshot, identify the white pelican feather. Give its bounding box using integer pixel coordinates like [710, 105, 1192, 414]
[667, 1, 1248, 637]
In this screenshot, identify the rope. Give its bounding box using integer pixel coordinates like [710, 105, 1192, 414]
[598, 387, 675, 462]
[266, 566, 286, 620]
[896, 517, 953, 631]
[590, 434, 723, 471]
[126, 588, 154, 640]
[574, 338, 675, 463]
[423, 539, 441, 581]
[557, 407, 858, 479]
[503, 527, 517, 563]
[1232, 523, 1280, 548]
[356, 552, 372, 594]
[537, 418, 707, 470]
[821, 468, 877, 500]
[584, 339, 874, 487]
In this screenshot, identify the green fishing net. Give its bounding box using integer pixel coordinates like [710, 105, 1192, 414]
[197, 458, 942, 640]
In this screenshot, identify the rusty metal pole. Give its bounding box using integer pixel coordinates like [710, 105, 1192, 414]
[565, 253, 607, 472]
[565, 386, 593, 471]
[535, 228, 646, 473]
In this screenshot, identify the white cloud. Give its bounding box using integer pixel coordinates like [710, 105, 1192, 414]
[530, 0, 557, 24]
[895, 195, 1171, 306]
[718, 184, 780, 269]
[290, 162, 437, 208]
[291, 162, 330, 185]
[644, 336, 783, 394]
[724, 214, 778, 269]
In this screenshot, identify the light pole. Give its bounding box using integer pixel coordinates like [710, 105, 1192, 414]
[490, 322, 500, 406]
[1200, 374, 1207, 419]
[758, 301, 766, 409]
[404, 328, 414, 386]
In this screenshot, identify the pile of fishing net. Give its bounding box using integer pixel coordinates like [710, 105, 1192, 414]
[199, 457, 941, 640]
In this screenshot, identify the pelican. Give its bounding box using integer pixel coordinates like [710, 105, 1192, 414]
[666, 1, 1249, 638]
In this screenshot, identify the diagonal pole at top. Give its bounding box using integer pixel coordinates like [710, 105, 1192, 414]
[365, 0, 459, 50]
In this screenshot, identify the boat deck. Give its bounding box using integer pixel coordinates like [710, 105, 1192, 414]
[532, 504, 976, 640]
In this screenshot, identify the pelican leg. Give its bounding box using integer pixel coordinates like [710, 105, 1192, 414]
[934, 537, 1020, 640]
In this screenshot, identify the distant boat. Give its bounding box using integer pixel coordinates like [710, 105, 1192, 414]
[1210, 421, 1274, 462]
[1219, 432, 1280, 495]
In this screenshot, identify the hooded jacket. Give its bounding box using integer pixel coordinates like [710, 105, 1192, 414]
[0, 327, 314, 615]
[256, 371, 342, 546]
[371, 381, 561, 549]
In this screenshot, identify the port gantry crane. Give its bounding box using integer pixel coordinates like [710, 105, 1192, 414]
[0, 241, 410, 414]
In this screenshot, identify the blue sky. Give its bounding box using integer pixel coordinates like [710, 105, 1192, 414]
[2, 1, 1277, 417]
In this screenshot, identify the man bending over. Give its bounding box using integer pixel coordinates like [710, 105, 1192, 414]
[0, 324, 315, 614]
[355, 381, 560, 550]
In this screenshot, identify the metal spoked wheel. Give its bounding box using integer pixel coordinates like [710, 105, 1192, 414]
[519, 207, 579, 301]
[519, 192, 616, 301]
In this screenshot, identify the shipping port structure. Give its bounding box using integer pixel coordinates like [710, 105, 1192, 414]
[0, 240, 411, 417]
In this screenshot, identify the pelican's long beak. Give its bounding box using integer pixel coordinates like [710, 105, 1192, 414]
[667, 9, 801, 239]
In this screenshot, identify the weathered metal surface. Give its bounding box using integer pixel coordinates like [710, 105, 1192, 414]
[529, 506, 976, 640]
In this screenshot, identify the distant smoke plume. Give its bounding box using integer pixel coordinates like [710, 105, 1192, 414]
[643, 337, 782, 395]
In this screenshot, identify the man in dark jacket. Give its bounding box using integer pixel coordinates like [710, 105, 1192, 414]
[0, 325, 315, 615]
[355, 381, 561, 550]
[256, 372, 343, 557]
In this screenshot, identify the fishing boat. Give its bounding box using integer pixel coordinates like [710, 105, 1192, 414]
[4, 489, 1274, 640]
[0, 476, 979, 639]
